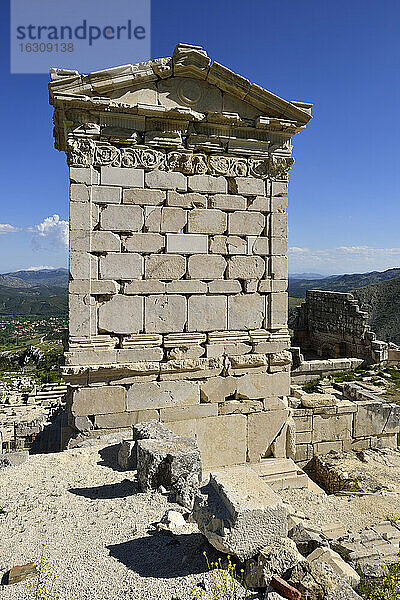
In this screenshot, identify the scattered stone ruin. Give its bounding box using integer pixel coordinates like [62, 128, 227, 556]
[49, 43, 313, 467]
[293, 290, 388, 364]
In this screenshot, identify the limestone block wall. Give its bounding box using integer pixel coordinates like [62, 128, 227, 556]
[293, 290, 388, 364]
[49, 44, 312, 467]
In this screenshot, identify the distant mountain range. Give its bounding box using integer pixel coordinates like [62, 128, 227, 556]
[0, 268, 68, 317]
[289, 272, 326, 280]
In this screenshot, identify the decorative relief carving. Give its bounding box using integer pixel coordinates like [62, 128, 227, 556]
[67, 137, 293, 179]
[268, 155, 295, 181]
[208, 155, 247, 177]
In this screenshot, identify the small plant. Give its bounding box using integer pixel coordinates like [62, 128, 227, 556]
[385, 513, 400, 526]
[191, 553, 251, 600]
[303, 378, 321, 393]
[357, 558, 400, 599]
[25, 543, 59, 599]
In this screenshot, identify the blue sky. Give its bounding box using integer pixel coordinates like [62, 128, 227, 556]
[1, 0, 399, 275]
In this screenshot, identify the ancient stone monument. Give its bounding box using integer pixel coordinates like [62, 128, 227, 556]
[49, 44, 312, 467]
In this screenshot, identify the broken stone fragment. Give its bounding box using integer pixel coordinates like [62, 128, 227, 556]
[0, 451, 29, 469]
[117, 440, 136, 470]
[193, 467, 287, 561]
[245, 538, 303, 588]
[307, 547, 360, 588]
[6, 562, 37, 585]
[288, 523, 328, 556]
[136, 435, 202, 509]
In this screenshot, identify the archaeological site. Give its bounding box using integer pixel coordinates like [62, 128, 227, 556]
[1, 43, 400, 600]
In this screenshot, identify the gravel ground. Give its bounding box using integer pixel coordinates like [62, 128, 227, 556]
[0, 443, 249, 600]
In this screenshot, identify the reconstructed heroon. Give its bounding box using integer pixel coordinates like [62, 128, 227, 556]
[49, 43, 312, 467]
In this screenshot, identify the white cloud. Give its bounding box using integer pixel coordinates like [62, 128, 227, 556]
[24, 265, 58, 271]
[0, 224, 20, 234]
[288, 245, 400, 274]
[29, 214, 69, 249]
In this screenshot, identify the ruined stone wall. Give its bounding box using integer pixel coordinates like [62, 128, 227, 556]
[49, 44, 312, 467]
[293, 290, 388, 364]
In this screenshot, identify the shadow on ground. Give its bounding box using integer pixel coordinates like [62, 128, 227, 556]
[97, 444, 128, 472]
[69, 478, 139, 499]
[107, 532, 210, 578]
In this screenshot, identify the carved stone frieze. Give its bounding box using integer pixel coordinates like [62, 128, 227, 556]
[66, 137, 293, 179]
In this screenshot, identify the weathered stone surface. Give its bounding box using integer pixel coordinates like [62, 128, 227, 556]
[71, 385, 126, 416]
[161, 403, 218, 422]
[101, 167, 144, 187]
[0, 450, 29, 469]
[70, 201, 91, 230]
[160, 207, 187, 233]
[133, 419, 177, 442]
[100, 253, 143, 280]
[117, 439, 136, 469]
[195, 414, 247, 467]
[6, 563, 37, 585]
[193, 468, 287, 560]
[188, 255, 226, 279]
[228, 211, 265, 235]
[145, 295, 187, 333]
[245, 538, 303, 588]
[166, 191, 207, 208]
[210, 194, 247, 211]
[124, 233, 164, 253]
[96, 408, 159, 431]
[307, 547, 360, 587]
[137, 436, 202, 508]
[188, 175, 227, 194]
[270, 576, 301, 600]
[125, 280, 165, 294]
[187, 209, 227, 234]
[208, 280, 242, 294]
[70, 166, 99, 185]
[91, 231, 121, 252]
[312, 414, 352, 443]
[289, 561, 335, 600]
[100, 204, 143, 231]
[123, 188, 164, 205]
[70, 183, 90, 203]
[166, 280, 207, 294]
[166, 233, 208, 254]
[248, 410, 290, 462]
[271, 213, 288, 237]
[270, 293, 288, 328]
[145, 254, 186, 279]
[234, 177, 265, 196]
[227, 256, 265, 279]
[98, 295, 143, 334]
[188, 296, 227, 331]
[289, 523, 328, 556]
[92, 185, 121, 204]
[145, 170, 187, 191]
[127, 380, 199, 411]
[228, 294, 265, 330]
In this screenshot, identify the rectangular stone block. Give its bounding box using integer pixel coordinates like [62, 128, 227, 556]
[166, 191, 207, 208]
[70, 166, 99, 185]
[70, 252, 97, 280]
[208, 280, 242, 294]
[188, 175, 227, 194]
[252, 237, 270, 256]
[228, 294, 265, 330]
[248, 196, 270, 212]
[71, 385, 126, 416]
[160, 207, 187, 232]
[145, 295, 187, 333]
[270, 293, 288, 328]
[312, 414, 353, 443]
[70, 201, 91, 230]
[101, 167, 144, 187]
[227, 256, 265, 279]
[69, 294, 93, 337]
[166, 280, 207, 294]
[145, 170, 187, 191]
[123, 188, 165, 205]
[91, 231, 121, 252]
[271, 181, 288, 197]
[65, 349, 117, 366]
[70, 230, 90, 252]
[117, 348, 163, 362]
[187, 209, 227, 234]
[92, 185, 121, 204]
[236, 371, 291, 400]
[295, 444, 313, 463]
[293, 414, 313, 433]
[100, 253, 143, 280]
[166, 233, 208, 254]
[91, 280, 119, 295]
[126, 380, 200, 411]
[271, 214, 288, 237]
[188, 296, 227, 331]
[161, 404, 218, 422]
[70, 183, 90, 203]
[248, 409, 290, 462]
[98, 295, 143, 334]
[271, 196, 288, 212]
[229, 211, 265, 235]
[188, 255, 226, 279]
[271, 237, 288, 255]
[125, 280, 166, 294]
[209, 194, 247, 211]
[144, 206, 162, 231]
[100, 205, 143, 232]
[124, 233, 165, 253]
[271, 256, 288, 280]
[95, 409, 159, 429]
[145, 254, 186, 279]
[195, 414, 247, 467]
[234, 177, 265, 196]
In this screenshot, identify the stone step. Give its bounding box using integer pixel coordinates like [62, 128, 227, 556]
[250, 458, 309, 491]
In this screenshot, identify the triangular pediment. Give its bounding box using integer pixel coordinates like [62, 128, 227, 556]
[49, 43, 312, 126]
